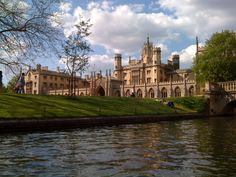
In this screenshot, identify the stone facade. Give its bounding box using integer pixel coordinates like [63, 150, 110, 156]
[113, 37, 197, 98]
[25, 38, 197, 98]
[25, 64, 89, 95]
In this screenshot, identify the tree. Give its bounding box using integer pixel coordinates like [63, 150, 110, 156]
[193, 30, 236, 83]
[61, 18, 92, 95]
[0, 0, 63, 73]
[6, 75, 19, 93]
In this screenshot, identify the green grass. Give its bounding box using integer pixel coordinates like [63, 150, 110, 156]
[0, 94, 207, 119]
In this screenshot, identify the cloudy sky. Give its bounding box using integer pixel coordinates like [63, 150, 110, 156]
[30, 0, 236, 76]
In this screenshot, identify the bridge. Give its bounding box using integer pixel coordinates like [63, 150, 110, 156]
[205, 81, 236, 115]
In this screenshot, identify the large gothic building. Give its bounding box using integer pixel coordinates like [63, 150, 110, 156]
[25, 38, 197, 98]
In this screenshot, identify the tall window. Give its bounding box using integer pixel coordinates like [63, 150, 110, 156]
[137, 89, 142, 97]
[189, 86, 194, 96]
[149, 88, 154, 98]
[161, 87, 167, 98]
[174, 87, 181, 97]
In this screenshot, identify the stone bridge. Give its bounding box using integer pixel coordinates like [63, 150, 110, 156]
[205, 81, 236, 115]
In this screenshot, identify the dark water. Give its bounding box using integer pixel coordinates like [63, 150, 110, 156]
[0, 117, 236, 177]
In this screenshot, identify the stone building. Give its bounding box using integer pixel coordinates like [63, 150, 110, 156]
[25, 38, 197, 98]
[113, 37, 196, 98]
[25, 64, 89, 95]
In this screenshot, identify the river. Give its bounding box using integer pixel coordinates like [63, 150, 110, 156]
[0, 116, 236, 177]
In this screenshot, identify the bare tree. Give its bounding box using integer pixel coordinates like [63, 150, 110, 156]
[61, 18, 92, 96]
[0, 0, 63, 73]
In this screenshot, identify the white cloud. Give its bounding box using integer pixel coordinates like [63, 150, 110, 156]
[59, 2, 72, 13]
[57, 0, 236, 70]
[88, 54, 114, 73]
[171, 43, 204, 68]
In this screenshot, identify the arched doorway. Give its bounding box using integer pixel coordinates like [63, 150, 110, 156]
[80, 92, 84, 96]
[174, 87, 181, 97]
[97, 86, 105, 96]
[148, 88, 155, 98]
[114, 90, 121, 97]
[137, 89, 142, 98]
[125, 89, 130, 97]
[161, 87, 167, 98]
[189, 86, 194, 96]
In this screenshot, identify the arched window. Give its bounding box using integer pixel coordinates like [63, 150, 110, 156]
[161, 87, 167, 98]
[148, 88, 155, 98]
[189, 86, 194, 96]
[96, 86, 105, 96]
[125, 89, 130, 97]
[137, 89, 142, 98]
[174, 87, 181, 97]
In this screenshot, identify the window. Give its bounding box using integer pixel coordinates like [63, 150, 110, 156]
[154, 70, 156, 73]
[43, 75, 47, 79]
[34, 90, 37, 94]
[174, 87, 181, 97]
[43, 82, 47, 87]
[49, 83, 53, 89]
[147, 78, 151, 84]
[34, 82, 37, 87]
[189, 86, 194, 96]
[55, 77, 57, 81]
[35, 75, 37, 79]
[147, 70, 151, 75]
[161, 88, 167, 98]
[50, 76, 53, 80]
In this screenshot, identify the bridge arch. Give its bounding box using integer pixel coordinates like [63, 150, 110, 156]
[221, 100, 236, 115]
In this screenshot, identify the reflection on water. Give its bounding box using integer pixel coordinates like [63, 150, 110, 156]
[0, 116, 236, 176]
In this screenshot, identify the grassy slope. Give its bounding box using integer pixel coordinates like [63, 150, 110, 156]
[0, 94, 207, 119]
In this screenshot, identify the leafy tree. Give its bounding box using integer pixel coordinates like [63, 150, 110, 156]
[6, 75, 19, 93]
[60, 18, 92, 95]
[193, 30, 236, 83]
[0, 0, 63, 72]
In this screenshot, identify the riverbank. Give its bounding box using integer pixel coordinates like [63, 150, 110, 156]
[0, 94, 207, 118]
[0, 94, 210, 133]
[0, 113, 209, 133]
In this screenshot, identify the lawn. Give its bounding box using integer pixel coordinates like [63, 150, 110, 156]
[0, 94, 207, 119]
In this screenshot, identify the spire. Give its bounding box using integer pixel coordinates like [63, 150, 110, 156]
[147, 34, 150, 45]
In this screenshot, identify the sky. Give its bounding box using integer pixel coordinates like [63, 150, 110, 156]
[2, 0, 236, 83]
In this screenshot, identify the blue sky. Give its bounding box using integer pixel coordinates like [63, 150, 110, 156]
[56, 0, 236, 73]
[2, 0, 236, 83]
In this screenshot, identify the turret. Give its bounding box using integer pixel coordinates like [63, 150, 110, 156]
[114, 53, 122, 80]
[172, 55, 180, 70]
[153, 47, 161, 65]
[114, 53, 122, 70]
[36, 64, 41, 71]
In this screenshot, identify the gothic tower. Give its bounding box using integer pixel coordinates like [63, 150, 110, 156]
[114, 53, 122, 80]
[141, 37, 153, 64]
